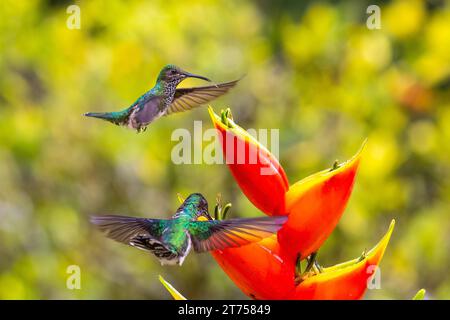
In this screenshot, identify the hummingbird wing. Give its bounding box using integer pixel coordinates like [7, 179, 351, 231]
[188, 216, 287, 253]
[91, 215, 182, 263]
[90, 215, 167, 246]
[165, 79, 239, 115]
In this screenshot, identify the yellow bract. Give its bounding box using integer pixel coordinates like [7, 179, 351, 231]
[159, 275, 187, 300]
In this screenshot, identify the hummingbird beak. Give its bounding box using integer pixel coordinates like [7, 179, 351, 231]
[183, 72, 211, 82]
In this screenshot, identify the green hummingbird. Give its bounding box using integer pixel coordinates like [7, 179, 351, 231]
[84, 65, 239, 132]
[91, 193, 287, 266]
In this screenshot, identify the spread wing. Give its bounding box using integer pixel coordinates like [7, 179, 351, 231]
[90, 215, 167, 245]
[188, 216, 287, 252]
[166, 79, 239, 115]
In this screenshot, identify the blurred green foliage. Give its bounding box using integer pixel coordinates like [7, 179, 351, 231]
[0, 0, 449, 299]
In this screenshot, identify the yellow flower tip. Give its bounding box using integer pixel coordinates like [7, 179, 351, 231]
[345, 139, 368, 168]
[362, 137, 368, 148]
[315, 219, 395, 279]
[159, 275, 187, 300]
[330, 138, 367, 175]
[358, 138, 368, 157]
[207, 105, 217, 122]
[288, 140, 369, 198]
[413, 289, 426, 300]
[366, 219, 395, 264]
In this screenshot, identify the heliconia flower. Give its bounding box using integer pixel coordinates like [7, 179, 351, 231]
[208, 106, 364, 259]
[212, 220, 395, 300]
[159, 275, 187, 300]
[205, 108, 394, 300]
[278, 142, 365, 262]
[208, 107, 289, 215]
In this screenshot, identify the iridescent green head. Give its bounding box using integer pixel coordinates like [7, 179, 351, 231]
[174, 193, 210, 219]
[156, 65, 211, 84]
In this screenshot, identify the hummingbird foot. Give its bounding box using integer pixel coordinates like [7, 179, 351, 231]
[294, 251, 323, 285]
[136, 126, 148, 134]
[294, 253, 302, 285]
[313, 259, 324, 274]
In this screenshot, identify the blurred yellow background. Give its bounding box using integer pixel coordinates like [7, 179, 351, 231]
[0, 0, 449, 299]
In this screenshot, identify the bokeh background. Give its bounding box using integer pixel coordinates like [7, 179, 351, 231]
[0, 0, 449, 299]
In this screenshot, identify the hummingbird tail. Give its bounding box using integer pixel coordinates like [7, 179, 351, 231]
[84, 112, 124, 125]
[84, 112, 115, 121]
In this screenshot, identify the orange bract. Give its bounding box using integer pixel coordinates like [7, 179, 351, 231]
[278, 142, 365, 262]
[291, 220, 394, 300]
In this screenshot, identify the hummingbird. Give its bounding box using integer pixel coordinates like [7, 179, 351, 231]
[84, 65, 239, 132]
[90, 193, 287, 266]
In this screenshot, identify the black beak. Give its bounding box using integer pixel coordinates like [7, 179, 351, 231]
[183, 71, 211, 82]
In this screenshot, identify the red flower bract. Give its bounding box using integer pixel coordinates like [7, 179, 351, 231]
[208, 107, 289, 215]
[207, 107, 386, 300]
